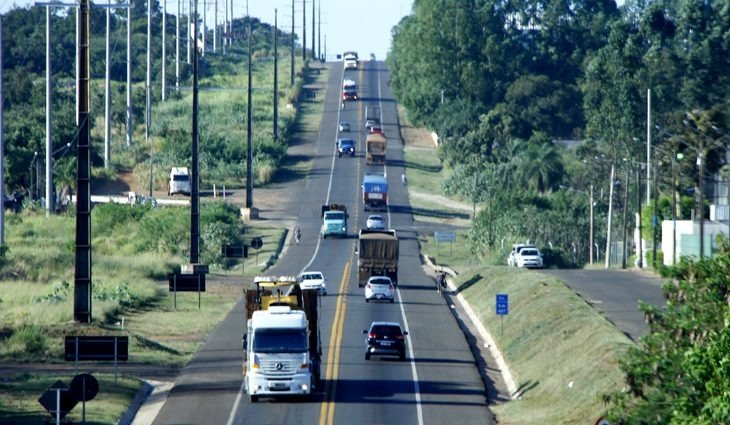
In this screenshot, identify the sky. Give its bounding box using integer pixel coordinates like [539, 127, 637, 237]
[0, 0, 416, 60]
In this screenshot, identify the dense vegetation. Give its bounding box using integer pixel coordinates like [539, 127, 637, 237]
[389, 0, 729, 266]
[1, 0, 303, 200]
[390, 0, 729, 421]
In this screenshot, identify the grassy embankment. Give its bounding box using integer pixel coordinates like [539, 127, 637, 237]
[0, 62, 325, 424]
[400, 109, 633, 424]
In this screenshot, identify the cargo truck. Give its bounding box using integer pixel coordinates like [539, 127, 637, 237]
[320, 204, 348, 238]
[365, 106, 380, 124]
[357, 229, 399, 287]
[243, 276, 321, 402]
[362, 173, 388, 211]
[343, 51, 358, 70]
[365, 133, 387, 165]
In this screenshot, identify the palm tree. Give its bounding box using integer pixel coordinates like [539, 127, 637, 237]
[519, 142, 564, 193]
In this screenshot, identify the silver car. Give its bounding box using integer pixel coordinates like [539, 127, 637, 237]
[339, 122, 350, 132]
[366, 214, 385, 230]
[364, 276, 395, 303]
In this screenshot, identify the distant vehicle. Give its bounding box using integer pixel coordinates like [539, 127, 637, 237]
[364, 276, 395, 303]
[365, 106, 380, 124]
[338, 122, 351, 132]
[365, 119, 378, 131]
[337, 138, 355, 157]
[370, 53, 376, 60]
[363, 321, 407, 361]
[516, 248, 544, 269]
[321, 204, 348, 238]
[362, 173, 388, 210]
[342, 79, 358, 101]
[507, 244, 536, 267]
[168, 167, 191, 196]
[298, 271, 327, 295]
[365, 133, 387, 165]
[358, 229, 398, 287]
[343, 51, 358, 70]
[368, 124, 383, 135]
[366, 214, 385, 230]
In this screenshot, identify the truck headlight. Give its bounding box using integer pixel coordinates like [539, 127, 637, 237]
[300, 363, 309, 371]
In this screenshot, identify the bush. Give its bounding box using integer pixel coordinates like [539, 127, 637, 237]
[11, 325, 48, 355]
[93, 203, 148, 236]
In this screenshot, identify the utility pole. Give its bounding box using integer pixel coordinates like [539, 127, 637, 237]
[146, 0, 151, 142]
[162, 0, 167, 101]
[605, 163, 615, 269]
[290, 0, 294, 86]
[0, 17, 4, 246]
[187, 0, 191, 64]
[45, 5, 53, 215]
[191, 0, 200, 263]
[75, 0, 92, 323]
[126, 1, 132, 146]
[273, 9, 278, 143]
[589, 185, 594, 264]
[636, 169, 643, 268]
[302, 0, 306, 60]
[311, 0, 315, 60]
[176, 0, 180, 91]
[202, 0, 206, 56]
[324, 34, 326, 61]
[317, 1, 320, 60]
[646, 88, 651, 204]
[213, 0, 217, 52]
[104, 0, 111, 168]
[223, 0, 227, 53]
[246, 8, 253, 209]
[621, 166, 629, 269]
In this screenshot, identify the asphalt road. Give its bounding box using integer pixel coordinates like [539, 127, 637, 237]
[151, 61, 494, 425]
[540, 269, 666, 340]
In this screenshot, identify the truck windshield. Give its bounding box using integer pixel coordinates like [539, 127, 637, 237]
[173, 175, 190, 182]
[253, 328, 307, 353]
[325, 212, 345, 220]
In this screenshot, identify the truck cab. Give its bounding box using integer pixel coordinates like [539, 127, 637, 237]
[243, 276, 321, 402]
[321, 204, 348, 238]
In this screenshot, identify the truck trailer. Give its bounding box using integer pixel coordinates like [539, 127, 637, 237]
[243, 276, 321, 402]
[365, 133, 387, 165]
[358, 229, 399, 287]
[362, 173, 388, 211]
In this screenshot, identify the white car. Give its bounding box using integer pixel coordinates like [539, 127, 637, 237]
[364, 276, 395, 303]
[366, 214, 385, 230]
[508, 244, 536, 267]
[298, 271, 327, 295]
[516, 248, 544, 269]
[338, 122, 350, 132]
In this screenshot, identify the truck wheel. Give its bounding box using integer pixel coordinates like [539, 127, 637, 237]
[399, 352, 406, 361]
[365, 352, 371, 360]
[250, 395, 258, 403]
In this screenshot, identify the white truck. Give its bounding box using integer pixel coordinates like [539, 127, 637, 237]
[168, 167, 191, 196]
[243, 276, 321, 402]
[343, 51, 358, 70]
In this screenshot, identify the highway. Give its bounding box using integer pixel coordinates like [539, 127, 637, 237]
[151, 60, 495, 425]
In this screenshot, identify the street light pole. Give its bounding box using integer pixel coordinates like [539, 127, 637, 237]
[605, 163, 615, 269]
[589, 185, 594, 264]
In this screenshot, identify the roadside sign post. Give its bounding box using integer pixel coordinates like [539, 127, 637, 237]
[65, 336, 129, 384]
[434, 231, 456, 256]
[169, 272, 206, 310]
[496, 293, 509, 336]
[250, 237, 263, 268]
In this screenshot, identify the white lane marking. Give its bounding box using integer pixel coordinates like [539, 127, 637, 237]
[226, 65, 345, 425]
[380, 59, 424, 425]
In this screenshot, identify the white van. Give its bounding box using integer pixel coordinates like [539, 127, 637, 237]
[168, 167, 191, 196]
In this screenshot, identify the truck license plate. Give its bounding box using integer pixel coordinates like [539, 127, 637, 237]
[369, 193, 383, 200]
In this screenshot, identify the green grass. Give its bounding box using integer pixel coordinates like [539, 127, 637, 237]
[454, 267, 632, 424]
[0, 373, 142, 425]
[403, 147, 447, 194]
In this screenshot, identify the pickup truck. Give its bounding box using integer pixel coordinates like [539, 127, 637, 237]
[321, 204, 348, 238]
[337, 139, 355, 157]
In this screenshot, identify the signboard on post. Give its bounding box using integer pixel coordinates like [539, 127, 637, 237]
[496, 293, 509, 336]
[64, 336, 129, 361]
[496, 294, 509, 315]
[222, 244, 248, 258]
[38, 380, 77, 423]
[168, 272, 206, 292]
[434, 231, 456, 256]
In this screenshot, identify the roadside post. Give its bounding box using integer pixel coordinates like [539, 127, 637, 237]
[222, 243, 249, 276]
[38, 380, 76, 425]
[496, 293, 509, 336]
[70, 373, 99, 424]
[250, 237, 263, 268]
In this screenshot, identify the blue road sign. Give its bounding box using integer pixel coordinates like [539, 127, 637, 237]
[496, 293, 509, 315]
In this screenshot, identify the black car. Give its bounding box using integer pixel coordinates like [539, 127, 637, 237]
[363, 321, 408, 361]
[337, 138, 355, 157]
